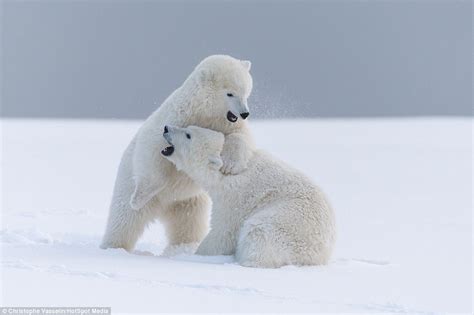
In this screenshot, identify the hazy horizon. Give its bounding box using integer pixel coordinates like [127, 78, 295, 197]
[2, 0, 472, 119]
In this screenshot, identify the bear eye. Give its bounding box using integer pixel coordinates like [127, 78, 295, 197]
[186, 133, 191, 139]
[226, 93, 234, 97]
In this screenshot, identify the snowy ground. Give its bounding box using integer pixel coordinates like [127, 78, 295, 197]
[1, 118, 472, 313]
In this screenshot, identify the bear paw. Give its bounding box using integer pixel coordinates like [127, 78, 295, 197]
[161, 242, 199, 257]
[220, 156, 247, 175]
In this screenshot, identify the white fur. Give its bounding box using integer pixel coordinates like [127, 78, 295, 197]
[163, 126, 336, 268]
[100, 55, 255, 252]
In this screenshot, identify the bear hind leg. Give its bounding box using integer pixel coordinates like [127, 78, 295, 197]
[160, 193, 211, 255]
[100, 203, 157, 252]
[235, 221, 291, 268]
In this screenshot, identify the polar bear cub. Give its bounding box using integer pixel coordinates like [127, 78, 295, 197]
[101, 55, 255, 253]
[161, 125, 336, 268]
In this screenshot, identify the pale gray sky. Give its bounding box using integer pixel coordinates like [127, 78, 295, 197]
[1, 0, 472, 119]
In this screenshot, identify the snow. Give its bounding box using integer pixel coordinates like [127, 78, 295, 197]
[1, 118, 472, 313]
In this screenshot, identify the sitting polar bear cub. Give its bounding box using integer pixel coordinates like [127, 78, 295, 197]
[161, 125, 336, 268]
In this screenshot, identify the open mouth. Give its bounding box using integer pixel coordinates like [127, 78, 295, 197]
[227, 111, 238, 123]
[161, 131, 175, 156]
[161, 145, 174, 156]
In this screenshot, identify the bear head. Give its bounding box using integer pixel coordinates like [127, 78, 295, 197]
[194, 55, 253, 123]
[160, 125, 225, 175]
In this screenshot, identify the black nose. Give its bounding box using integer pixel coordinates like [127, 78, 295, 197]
[164, 125, 169, 133]
[240, 112, 249, 119]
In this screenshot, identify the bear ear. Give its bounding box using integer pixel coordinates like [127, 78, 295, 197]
[208, 154, 223, 170]
[241, 60, 251, 71]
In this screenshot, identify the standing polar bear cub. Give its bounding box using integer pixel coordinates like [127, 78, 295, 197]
[101, 55, 255, 253]
[161, 125, 336, 268]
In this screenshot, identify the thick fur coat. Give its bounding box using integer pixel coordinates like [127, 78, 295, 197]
[162, 125, 336, 268]
[101, 55, 255, 252]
